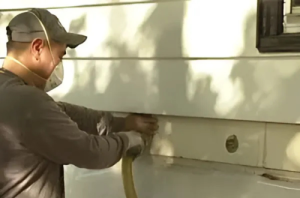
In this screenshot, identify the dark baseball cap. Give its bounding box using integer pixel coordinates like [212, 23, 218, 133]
[6, 8, 87, 48]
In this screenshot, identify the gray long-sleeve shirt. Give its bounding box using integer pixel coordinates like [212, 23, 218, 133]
[0, 68, 129, 198]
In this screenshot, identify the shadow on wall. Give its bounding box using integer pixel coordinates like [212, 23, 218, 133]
[229, 13, 300, 176]
[229, 13, 300, 123]
[59, 4, 274, 198]
[60, 8, 300, 197]
[0, 13, 14, 60]
[228, 13, 259, 120]
[57, 2, 218, 117]
[2, 4, 300, 198]
[0, 13, 14, 26]
[59, 2, 216, 198]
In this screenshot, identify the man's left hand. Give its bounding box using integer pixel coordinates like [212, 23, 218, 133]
[124, 114, 159, 135]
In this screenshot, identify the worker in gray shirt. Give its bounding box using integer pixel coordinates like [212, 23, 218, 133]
[0, 8, 159, 198]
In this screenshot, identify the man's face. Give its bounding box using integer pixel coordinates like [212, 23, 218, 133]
[31, 39, 66, 79]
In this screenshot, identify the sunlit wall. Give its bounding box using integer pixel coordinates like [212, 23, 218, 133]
[2, 2, 300, 198]
[2, 0, 300, 124]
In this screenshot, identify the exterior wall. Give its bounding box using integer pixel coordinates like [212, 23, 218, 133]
[1, 0, 300, 123]
[2, 0, 300, 197]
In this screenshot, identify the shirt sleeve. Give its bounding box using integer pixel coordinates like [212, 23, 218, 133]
[56, 102, 126, 135]
[19, 87, 129, 169]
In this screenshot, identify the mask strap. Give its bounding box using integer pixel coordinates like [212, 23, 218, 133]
[5, 56, 47, 81]
[28, 12, 56, 64]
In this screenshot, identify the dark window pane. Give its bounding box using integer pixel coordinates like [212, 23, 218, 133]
[293, 0, 300, 6]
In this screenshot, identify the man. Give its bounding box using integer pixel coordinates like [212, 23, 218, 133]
[0, 8, 159, 198]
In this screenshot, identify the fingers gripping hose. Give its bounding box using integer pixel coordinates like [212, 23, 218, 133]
[97, 114, 151, 198]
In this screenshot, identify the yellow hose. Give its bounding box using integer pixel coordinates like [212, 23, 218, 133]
[121, 134, 152, 198]
[121, 156, 137, 198]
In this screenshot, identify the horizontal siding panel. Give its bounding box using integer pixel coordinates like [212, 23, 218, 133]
[0, 0, 280, 59]
[265, 123, 300, 172]
[1, 58, 300, 123]
[150, 116, 265, 167]
[0, 0, 178, 10]
[1, 58, 294, 123]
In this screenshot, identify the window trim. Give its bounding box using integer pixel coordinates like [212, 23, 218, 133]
[256, 0, 300, 53]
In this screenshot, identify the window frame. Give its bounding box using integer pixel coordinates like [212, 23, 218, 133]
[256, 0, 300, 53]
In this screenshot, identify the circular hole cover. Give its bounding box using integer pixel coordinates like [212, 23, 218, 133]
[225, 135, 239, 153]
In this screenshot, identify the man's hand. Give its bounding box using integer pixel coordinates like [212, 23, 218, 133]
[119, 131, 147, 157]
[124, 114, 159, 135]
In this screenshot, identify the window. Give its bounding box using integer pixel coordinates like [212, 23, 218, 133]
[256, 0, 300, 53]
[284, 0, 300, 33]
[293, 0, 300, 6]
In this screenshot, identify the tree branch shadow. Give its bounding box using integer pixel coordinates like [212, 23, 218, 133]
[54, 2, 218, 198]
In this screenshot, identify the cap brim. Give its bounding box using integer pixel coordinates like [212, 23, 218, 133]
[56, 32, 87, 49]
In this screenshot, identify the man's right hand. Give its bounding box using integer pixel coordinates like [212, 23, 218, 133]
[124, 114, 159, 135]
[118, 131, 150, 157]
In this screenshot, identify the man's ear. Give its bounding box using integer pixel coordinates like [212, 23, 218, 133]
[30, 39, 45, 60]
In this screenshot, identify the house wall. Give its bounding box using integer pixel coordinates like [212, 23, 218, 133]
[1, 0, 300, 197]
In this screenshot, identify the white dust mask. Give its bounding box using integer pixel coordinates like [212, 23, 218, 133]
[43, 60, 64, 92]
